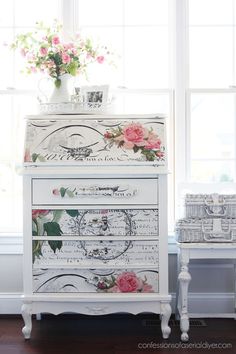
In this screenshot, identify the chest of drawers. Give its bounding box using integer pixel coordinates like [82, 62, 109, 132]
[22, 114, 171, 339]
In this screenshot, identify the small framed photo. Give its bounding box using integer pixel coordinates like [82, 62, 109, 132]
[80, 85, 109, 109]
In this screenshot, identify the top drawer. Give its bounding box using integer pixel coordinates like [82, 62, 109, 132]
[32, 178, 158, 205]
[24, 116, 166, 167]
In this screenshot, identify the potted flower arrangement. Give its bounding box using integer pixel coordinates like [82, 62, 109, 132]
[11, 20, 111, 102]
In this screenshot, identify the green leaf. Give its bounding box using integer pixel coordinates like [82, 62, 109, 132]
[48, 240, 62, 253]
[60, 187, 67, 197]
[32, 153, 39, 162]
[66, 190, 75, 198]
[66, 210, 79, 217]
[32, 230, 38, 236]
[67, 61, 78, 76]
[43, 222, 63, 236]
[52, 210, 63, 223]
[133, 145, 139, 153]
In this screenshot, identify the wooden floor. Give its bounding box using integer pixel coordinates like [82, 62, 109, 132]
[0, 314, 236, 354]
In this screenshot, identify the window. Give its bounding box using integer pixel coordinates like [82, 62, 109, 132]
[175, 0, 236, 220]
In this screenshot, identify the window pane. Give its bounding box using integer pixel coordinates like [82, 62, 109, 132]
[124, 0, 168, 25]
[191, 161, 234, 182]
[78, 0, 123, 26]
[113, 93, 169, 114]
[189, 27, 233, 88]
[190, 94, 235, 160]
[0, 0, 13, 26]
[14, 0, 61, 27]
[124, 27, 169, 88]
[189, 0, 233, 25]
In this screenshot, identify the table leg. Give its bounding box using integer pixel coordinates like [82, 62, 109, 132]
[178, 253, 191, 342]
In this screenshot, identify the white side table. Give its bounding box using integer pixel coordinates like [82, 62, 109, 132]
[176, 243, 236, 342]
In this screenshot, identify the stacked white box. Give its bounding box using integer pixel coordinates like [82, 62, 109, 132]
[176, 193, 236, 243]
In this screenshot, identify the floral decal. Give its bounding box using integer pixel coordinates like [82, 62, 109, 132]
[104, 122, 164, 161]
[32, 209, 79, 262]
[89, 271, 154, 293]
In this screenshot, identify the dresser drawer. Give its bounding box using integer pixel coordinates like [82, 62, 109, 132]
[32, 208, 158, 237]
[32, 209, 159, 237]
[33, 268, 159, 293]
[32, 178, 158, 205]
[33, 239, 159, 267]
[24, 117, 166, 166]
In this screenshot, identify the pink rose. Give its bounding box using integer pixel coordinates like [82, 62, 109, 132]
[104, 131, 113, 139]
[52, 188, 60, 195]
[142, 283, 154, 293]
[116, 271, 143, 293]
[156, 151, 164, 158]
[61, 52, 71, 64]
[39, 47, 48, 56]
[145, 139, 161, 150]
[32, 210, 49, 219]
[123, 123, 147, 144]
[97, 55, 105, 64]
[123, 141, 134, 149]
[107, 285, 121, 293]
[52, 36, 60, 45]
[24, 149, 31, 162]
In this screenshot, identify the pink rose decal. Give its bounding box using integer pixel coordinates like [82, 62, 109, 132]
[123, 123, 147, 144]
[32, 210, 49, 219]
[52, 188, 60, 195]
[93, 271, 154, 293]
[116, 271, 143, 292]
[103, 122, 164, 162]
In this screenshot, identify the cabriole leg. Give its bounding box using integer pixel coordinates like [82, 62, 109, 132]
[22, 303, 32, 339]
[160, 302, 171, 339]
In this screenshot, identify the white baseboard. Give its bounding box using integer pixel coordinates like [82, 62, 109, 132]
[0, 292, 235, 317]
[0, 293, 22, 314]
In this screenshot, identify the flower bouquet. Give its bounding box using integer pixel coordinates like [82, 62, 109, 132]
[11, 20, 111, 88]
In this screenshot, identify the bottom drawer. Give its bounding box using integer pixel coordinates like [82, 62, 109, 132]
[33, 268, 158, 293]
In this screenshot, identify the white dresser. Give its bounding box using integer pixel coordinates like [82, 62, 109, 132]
[22, 114, 171, 339]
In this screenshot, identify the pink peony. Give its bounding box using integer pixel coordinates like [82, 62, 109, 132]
[97, 55, 105, 64]
[123, 123, 147, 144]
[39, 46, 48, 56]
[52, 36, 60, 45]
[116, 271, 143, 293]
[61, 52, 71, 64]
[32, 210, 49, 219]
